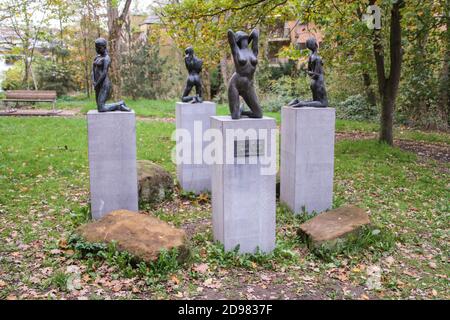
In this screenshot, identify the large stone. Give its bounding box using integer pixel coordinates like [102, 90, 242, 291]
[175, 101, 216, 194]
[298, 206, 371, 248]
[280, 106, 335, 215]
[137, 160, 173, 205]
[76, 210, 188, 263]
[87, 110, 138, 220]
[210, 116, 277, 254]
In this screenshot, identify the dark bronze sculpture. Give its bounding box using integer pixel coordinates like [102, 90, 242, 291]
[181, 46, 203, 103]
[288, 37, 328, 108]
[227, 29, 263, 119]
[92, 38, 130, 112]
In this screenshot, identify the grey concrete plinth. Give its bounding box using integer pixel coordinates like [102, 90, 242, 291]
[176, 101, 216, 194]
[87, 110, 138, 220]
[211, 116, 277, 254]
[280, 106, 335, 215]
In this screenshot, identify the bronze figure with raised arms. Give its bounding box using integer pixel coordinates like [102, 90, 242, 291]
[227, 29, 263, 119]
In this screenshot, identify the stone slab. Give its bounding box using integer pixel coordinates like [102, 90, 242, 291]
[87, 110, 138, 220]
[176, 101, 216, 194]
[76, 210, 188, 263]
[211, 116, 277, 254]
[280, 106, 335, 214]
[298, 205, 371, 248]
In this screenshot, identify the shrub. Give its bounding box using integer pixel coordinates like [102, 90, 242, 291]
[35, 59, 76, 95]
[122, 42, 168, 100]
[337, 94, 379, 121]
[1, 61, 25, 90]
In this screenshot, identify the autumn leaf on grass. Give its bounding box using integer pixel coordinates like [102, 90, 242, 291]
[171, 275, 180, 285]
[203, 278, 221, 289]
[58, 238, 68, 249]
[196, 193, 210, 204]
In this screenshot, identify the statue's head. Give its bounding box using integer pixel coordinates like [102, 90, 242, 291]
[306, 37, 318, 52]
[95, 38, 107, 55]
[235, 31, 249, 49]
[185, 46, 194, 57]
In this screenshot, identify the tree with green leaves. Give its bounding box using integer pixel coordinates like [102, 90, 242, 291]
[157, 0, 289, 99]
[0, 0, 50, 89]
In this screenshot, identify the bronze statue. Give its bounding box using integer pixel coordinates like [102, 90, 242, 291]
[181, 46, 203, 103]
[227, 29, 263, 119]
[92, 38, 130, 112]
[288, 37, 328, 108]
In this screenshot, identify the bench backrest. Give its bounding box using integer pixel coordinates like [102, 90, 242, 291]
[5, 90, 57, 101]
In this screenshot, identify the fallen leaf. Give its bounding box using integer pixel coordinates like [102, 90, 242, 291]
[171, 275, 180, 285]
[193, 263, 209, 274]
[112, 284, 122, 292]
[260, 274, 271, 281]
[50, 249, 62, 255]
[429, 262, 437, 269]
[58, 238, 68, 249]
[132, 287, 140, 293]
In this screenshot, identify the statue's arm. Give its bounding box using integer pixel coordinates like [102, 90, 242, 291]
[249, 29, 259, 57]
[95, 56, 109, 87]
[311, 58, 323, 80]
[307, 58, 321, 80]
[91, 67, 95, 87]
[227, 29, 238, 57]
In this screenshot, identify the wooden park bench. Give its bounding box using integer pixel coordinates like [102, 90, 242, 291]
[2, 90, 57, 113]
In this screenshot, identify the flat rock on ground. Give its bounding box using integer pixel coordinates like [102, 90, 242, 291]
[298, 206, 371, 248]
[76, 210, 188, 263]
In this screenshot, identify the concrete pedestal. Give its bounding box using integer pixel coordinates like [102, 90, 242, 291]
[176, 101, 216, 194]
[211, 116, 277, 254]
[87, 110, 138, 220]
[280, 106, 335, 215]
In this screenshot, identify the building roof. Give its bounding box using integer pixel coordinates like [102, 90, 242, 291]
[141, 15, 161, 25]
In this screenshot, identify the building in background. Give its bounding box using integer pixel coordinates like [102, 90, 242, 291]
[267, 20, 324, 66]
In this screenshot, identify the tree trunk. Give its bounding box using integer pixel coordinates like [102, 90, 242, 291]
[373, 1, 403, 145]
[380, 90, 395, 144]
[202, 69, 211, 101]
[107, 0, 132, 100]
[441, 0, 450, 127]
[23, 56, 30, 88]
[219, 55, 229, 91]
[362, 72, 377, 106]
[82, 20, 90, 98]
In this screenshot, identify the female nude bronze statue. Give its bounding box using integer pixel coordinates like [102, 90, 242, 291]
[92, 38, 130, 112]
[288, 37, 328, 108]
[181, 46, 203, 103]
[227, 29, 263, 119]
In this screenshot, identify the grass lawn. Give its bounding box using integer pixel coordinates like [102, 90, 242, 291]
[33, 96, 449, 145]
[0, 102, 448, 300]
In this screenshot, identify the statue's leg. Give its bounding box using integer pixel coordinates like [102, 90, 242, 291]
[97, 85, 109, 112]
[182, 83, 194, 101]
[241, 86, 262, 118]
[95, 88, 100, 109]
[228, 81, 241, 119]
[291, 100, 326, 108]
[287, 98, 300, 106]
[195, 82, 203, 103]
